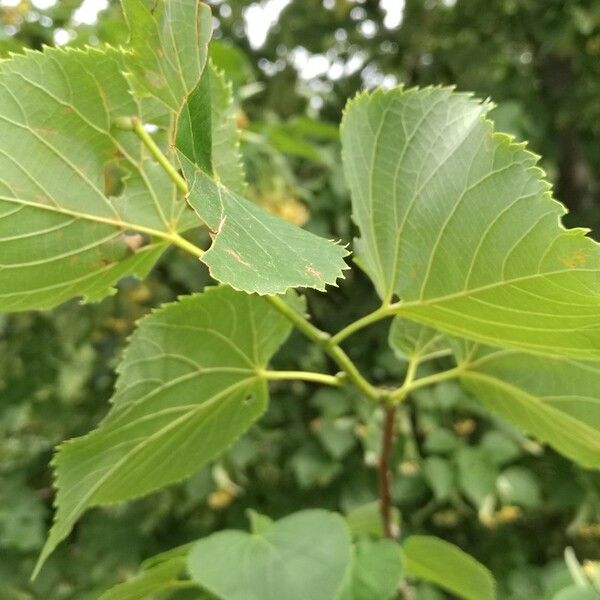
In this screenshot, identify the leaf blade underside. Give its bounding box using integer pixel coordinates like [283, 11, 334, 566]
[341, 86, 600, 359]
[177, 58, 349, 295]
[35, 286, 296, 576]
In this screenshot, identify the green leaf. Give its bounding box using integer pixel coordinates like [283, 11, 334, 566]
[0, 47, 194, 312]
[187, 509, 352, 600]
[423, 456, 454, 501]
[36, 286, 296, 576]
[99, 556, 190, 600]
[177, 60, 349, 295]
[176, 62, 246, 195]
[457, 343, 600, 468]
[336, 538, 403, 600]
[389, 318, 453, 361]
[497, 466, 541, 508]
[553, 586, 600, 600]
[345, 501, 400, 539]
[402, 535, 496, 600]
[341, 87, 600, 359]
[456, 446, 498, 508]
[121, 0, 212, 110]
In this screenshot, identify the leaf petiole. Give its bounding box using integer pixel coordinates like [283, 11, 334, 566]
[259, 370, 345, 387]
[130, 117, 189, 195]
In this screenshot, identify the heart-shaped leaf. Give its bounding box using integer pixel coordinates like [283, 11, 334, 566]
[187, 510, 352, 600]
[36, 286, 297, 575]
[342, 87, 600, 359]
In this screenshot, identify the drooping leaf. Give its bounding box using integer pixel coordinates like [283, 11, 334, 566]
[100, 556, 189, 600]
[187, 509, 352, 600]
[341, 87, 600, 359]
[402, 535, 496, 600]
[36, 286, 297, 575]
[177, 62, 246, 195]
[0, 47, 197, 312]
[456, 342, 600, 468]
[176, 60, 349, 295]
[336, 538, 403, 600]
[121, 0, 212, 110]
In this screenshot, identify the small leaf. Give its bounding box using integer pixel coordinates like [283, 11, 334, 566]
[336, 538, 403, 600]
[36, 286, 297, 575]
[402, 535, 496, 600]
[176, 59, 349, 295]
[553, 586, 600, 600]
[423, 457, 454, 501]
[99, 556, 189, 600]
[457, 343, 600, 468]
[389, 318, 453, 361]
[121, 0, 212, 110]
[342, 87, 600, 359]
[187, 509, 352, 600]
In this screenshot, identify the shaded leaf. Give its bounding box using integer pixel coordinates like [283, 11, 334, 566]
[341, 87, 600, 359]
[187, 509, 352, 600]
[336, 538, 403, 600]
[402, 535, 496, 600]
[100, 556, 189, 600]
[389, 318, 453, 361]
[36, 286, 296, 575]
[456, 343, 600, 468]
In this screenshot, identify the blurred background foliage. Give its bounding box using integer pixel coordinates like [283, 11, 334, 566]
[0, 0, 599, 598]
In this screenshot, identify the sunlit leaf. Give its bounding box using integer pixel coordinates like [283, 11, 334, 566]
[177, 64, 349, 295]
[342, 87, 600, 359]
[456, 342, 600, 468]
[36, 286, 297, 575]
[0, 47, 194, 312]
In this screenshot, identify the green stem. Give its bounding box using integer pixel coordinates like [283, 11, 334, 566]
[128, 119, 388, 403]
[131, 117, 189, 195]
[264, 296, 383, 401]
[389, 365, 464, 403]
[260, 370, 344, 387]
[169, 581, 199, 591]
[329, 304, 395, 345]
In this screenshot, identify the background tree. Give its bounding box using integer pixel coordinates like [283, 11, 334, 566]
[0, 1, 598, 598]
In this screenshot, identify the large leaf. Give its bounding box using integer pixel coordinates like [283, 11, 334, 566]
[177, 60, 349, 295]
[456, 342, 600, 468]
[35, 286, 296, 575]
[187, 509, 352, 600]
[121, 0, 212, 110]
[0, 47, 197, 312]
[402, 535, 496, 600]
[341, 87, 600, 359]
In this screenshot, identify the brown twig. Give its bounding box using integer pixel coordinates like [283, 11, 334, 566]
[379, 404, 398, 538]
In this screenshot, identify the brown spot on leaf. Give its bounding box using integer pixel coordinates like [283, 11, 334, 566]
[305, 265, 322, 279]
[224, 248, 251, 267]
[559, 250, 587, 268]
